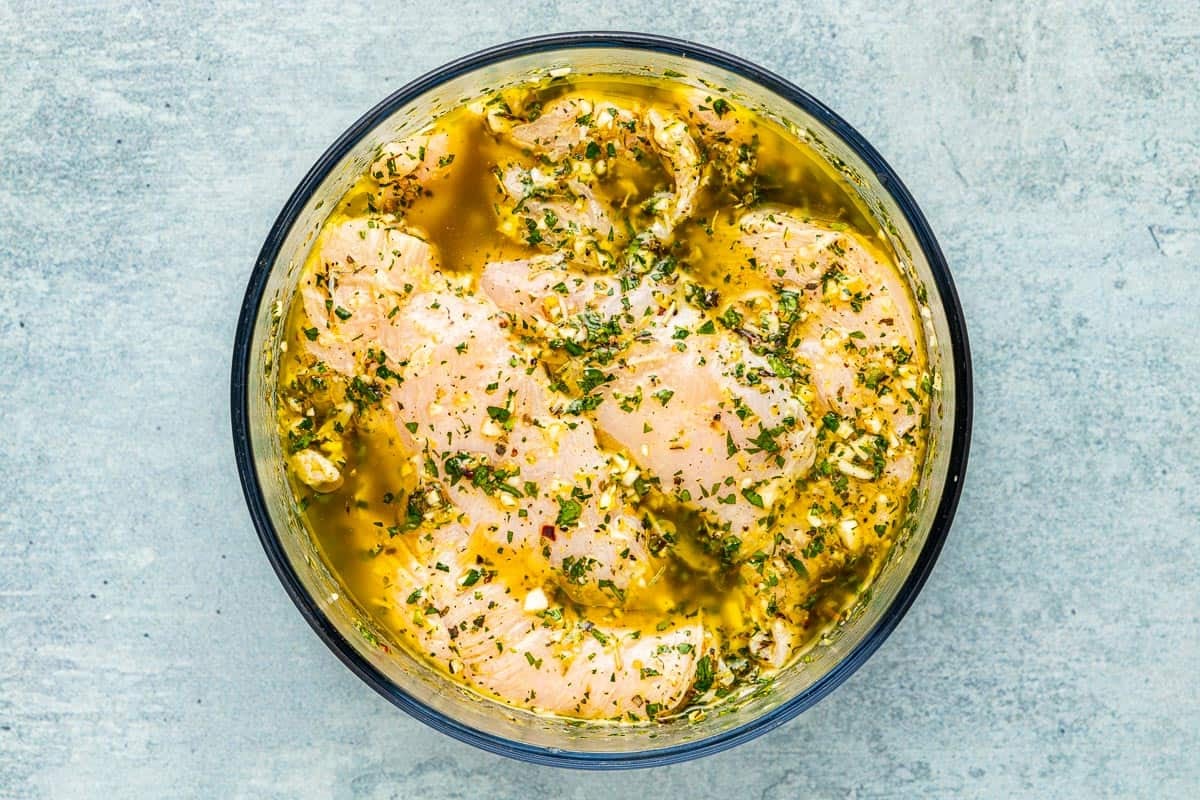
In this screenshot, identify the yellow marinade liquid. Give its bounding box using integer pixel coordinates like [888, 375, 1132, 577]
[274, 73, 930, 722]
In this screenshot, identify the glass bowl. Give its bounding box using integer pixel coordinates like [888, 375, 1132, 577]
[230, 32, 972, 769]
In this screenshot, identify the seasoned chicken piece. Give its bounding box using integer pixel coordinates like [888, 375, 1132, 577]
[497, 96, 702, 249]
[478, 252, 669, 338]
[644, 109, 701, 241]
[370, 132, 451, 185]
[679, 89, 758, 190]
[681, 89, 742, 137]
[496, 165, 619, 259]
[299, 219, 662, 606]
[366, 132, 454, 211]
[381, 290, 664, 606]
[480, 255, 817, 550]
[733, 208, 922, 439]
[299, 217, 439, 374]
[388, 519, 702, 720]
[590, 302, 815, 544]
[735, 545, 820, 670]
[508, 96, 642, 160]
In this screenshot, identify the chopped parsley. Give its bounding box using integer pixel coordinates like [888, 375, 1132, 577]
[555, 496, 582, 527]
[694, 655, 715, 692]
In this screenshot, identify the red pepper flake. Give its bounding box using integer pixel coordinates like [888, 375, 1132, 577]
[541, 524, 557, 541]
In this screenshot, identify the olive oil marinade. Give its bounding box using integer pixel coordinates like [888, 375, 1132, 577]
[276, 73, 929, 721]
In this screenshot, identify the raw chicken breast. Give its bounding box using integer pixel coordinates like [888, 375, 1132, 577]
[590, 301, 815, 544]
[499, 96, 702, 246]
[300, 218, 662, 607]
[381, 290, 664, 606]
[299, 217, 439, 374]
[388, 517, 701, 719]
[734, 208, 922, 438]
[480, 255, 816, 549]
[367, 132, 454, 211]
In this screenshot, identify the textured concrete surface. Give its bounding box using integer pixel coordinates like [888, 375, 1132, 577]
[1, 1, 1197, 797]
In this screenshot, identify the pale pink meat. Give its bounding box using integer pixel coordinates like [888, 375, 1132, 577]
[480, 255, 816, 546]
[391, 518, 700, 719]
[737, 208, 921, 437]
[300, 218, 663, 606]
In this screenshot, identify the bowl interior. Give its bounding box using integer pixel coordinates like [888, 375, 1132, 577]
[235, 37, 969, 767]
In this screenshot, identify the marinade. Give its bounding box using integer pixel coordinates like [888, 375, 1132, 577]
[275, 74, 929, 722]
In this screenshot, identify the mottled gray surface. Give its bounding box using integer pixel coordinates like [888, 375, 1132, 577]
[1, 1, 1197, 797]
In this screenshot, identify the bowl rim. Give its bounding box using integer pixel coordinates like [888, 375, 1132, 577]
[231, 30, 973, 770]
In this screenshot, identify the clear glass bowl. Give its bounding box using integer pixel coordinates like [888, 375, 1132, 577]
[231, 32, 972, 768]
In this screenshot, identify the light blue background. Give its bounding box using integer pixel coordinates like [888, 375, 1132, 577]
[1, 2, 1197, 797]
